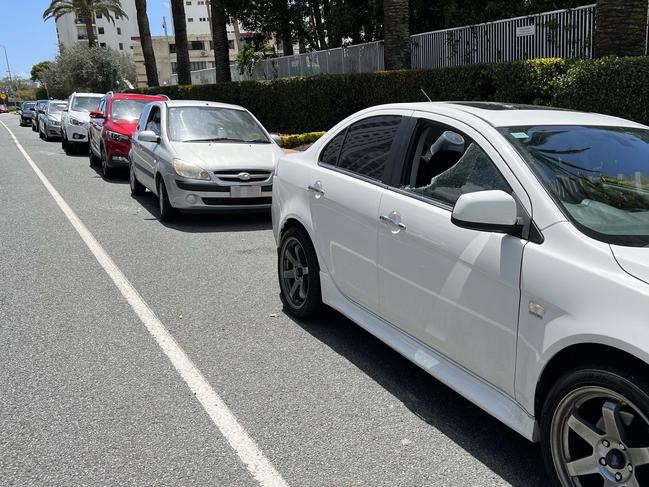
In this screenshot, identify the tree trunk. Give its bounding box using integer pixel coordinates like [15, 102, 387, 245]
[311, 0, 327, 49]
[209, 0, 231, 82]
[383, 0, 410, 70]
[594, 0, 648, 57]
[170, 0, 192, 84]
[134, 0, 159, 87]
[83, 8, 97, 48]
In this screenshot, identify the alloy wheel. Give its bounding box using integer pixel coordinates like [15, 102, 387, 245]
[279, 236, 310, 309]
[551, 386, 649, 486]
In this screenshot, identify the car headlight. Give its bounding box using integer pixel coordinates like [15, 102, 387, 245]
[49, 118, 60, 126]
[172, 158, 210, 180]
[70, 117, 85, 126]
[107, 130, 129, 142]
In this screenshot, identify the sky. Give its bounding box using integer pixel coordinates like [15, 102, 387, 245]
[0, 0, 171, 79]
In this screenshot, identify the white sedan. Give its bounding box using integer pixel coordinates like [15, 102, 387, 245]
[129, 100, 284, 221]
[272, 101, 649, 487]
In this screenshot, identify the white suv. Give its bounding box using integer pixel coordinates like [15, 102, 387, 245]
[272, 102, 649, 487]
[61, 92, 103, 155]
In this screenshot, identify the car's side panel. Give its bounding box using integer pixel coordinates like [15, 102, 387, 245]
[319, 268, 539, 441]
[516, 222, 649, 415]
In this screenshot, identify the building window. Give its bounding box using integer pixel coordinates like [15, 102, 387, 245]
[198, 0, 205, 4]
[117, 27, 121, 35]
[186, 1, 191, 4]
[119, 42, 124, 50]
[190, 62, 207, 71]
[187, 17, 194, 22]
[98, 27, 105, 34]
[199, 17, 206, 22]
[228, 40, 234, 49]
[189, 41, 205, 50]
[169, 43, 176, 53]
[171, 62, 177, 74]
[96, 13, 102, 19]
[100, 42, 107, 47]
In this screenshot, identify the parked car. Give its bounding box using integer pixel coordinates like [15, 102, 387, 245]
[88, 92, 169, 179]
[0, 104, 8, 114]
[39, 100, 67, 141]
[32, 100, 48, 133]
[129, 100, 284, 221]
[272, 101, 649, 487]
[19, 101, 36, 126]
[61, 92, 102, 155]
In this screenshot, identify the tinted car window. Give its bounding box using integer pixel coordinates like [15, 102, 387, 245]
[402, 120, 511, 206]
[337, 115, 401, 181]
[318, 130, 346, 166]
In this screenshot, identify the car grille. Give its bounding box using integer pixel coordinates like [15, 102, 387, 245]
[201, 197, 272, 206]
[213, 169, 271, 183]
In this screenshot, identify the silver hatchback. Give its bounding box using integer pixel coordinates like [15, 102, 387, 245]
[129, 100, 284, 221]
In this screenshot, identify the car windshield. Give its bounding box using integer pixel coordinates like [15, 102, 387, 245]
[110, 99, 149, 121]
[23, 102, 35, 109]
[501, 125, 649, 246]
[167, 106, 269, 143]
[48, 103, 67, 114]
[72, 96, 100, 112]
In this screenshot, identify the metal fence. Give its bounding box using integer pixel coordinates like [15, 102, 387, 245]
[411, 4, 595, 69]
[170, 3, 649, 86]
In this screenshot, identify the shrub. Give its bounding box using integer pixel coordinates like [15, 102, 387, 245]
[280, 131, 325, 148]
[132, 56, 649, 132]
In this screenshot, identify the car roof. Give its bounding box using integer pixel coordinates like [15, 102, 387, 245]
[370, 101, 646, 129]
[162, 99, 246, 111]
[110, 93, 168, 101]
[73, 92, 104, 97]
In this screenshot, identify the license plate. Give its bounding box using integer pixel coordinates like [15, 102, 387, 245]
[230, 185, 261, 198]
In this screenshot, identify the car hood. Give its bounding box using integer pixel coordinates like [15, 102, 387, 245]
[48, 113, 62, 122]
[69, 110, 92, 123]
[106, 119, 138, 136]
[611, 246, 649, 284]
[171, 142, 283, 171]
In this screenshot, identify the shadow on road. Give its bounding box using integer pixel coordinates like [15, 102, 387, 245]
[288, 306, 549, 487]
[131, 191, 272, 233]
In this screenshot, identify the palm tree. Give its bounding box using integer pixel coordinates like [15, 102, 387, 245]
[170, 0, 192, 85]
[209, 0, 231, 82]
[383, 0, 410, 70]
[594, 0, 649, 57]
[134, 0, 159, 87]
[43, 0, 127, 49]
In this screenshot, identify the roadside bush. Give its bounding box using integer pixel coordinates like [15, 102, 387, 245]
[133, 56, 649, 132]
[280, 131, 325, 148]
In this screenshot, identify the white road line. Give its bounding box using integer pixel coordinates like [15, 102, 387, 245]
[0, 120, 289, 487]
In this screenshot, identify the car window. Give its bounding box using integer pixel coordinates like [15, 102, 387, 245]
[97, 98, 106, 115]
[145, 106, 161, 136]
[71, 96, 101, 112]
[336, 115, 401, 181]
[318, 130, 346, 166]
[401, 120, 511, 206]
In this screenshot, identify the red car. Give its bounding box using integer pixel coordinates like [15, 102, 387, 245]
[0, 104, 8, 114]
[88, 92, 168, 178]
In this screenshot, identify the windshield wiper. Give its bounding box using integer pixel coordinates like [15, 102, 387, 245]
[181, 137, 247, 143]
[244, 138, 271, 143]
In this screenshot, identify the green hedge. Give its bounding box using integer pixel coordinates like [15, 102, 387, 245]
[280, 131, 325, 148]
[134, 56, 649, 133]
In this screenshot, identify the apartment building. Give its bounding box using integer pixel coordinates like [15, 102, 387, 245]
[54, 0, 139, 54]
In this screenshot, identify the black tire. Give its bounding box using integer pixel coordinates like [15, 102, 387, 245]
[541, 364, 649, 487]
[278, 226, 322, 318]
[31, 122, 37, 132]
[129, 161, 145, 196]
[89, 146, 100, 166]
[157, 179, 178, 222]
[43, 125, 50, 141]
[100, 145, 114, 179]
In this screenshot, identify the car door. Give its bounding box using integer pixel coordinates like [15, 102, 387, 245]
[89, 97, 107, 156]
[377, 113, 530, 395]
[136, 105, 163, 190]
[308, 111, 408, 314]
[131, 104, 156, 190]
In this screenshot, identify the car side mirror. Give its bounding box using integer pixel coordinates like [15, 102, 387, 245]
[89, 111, 104, 119]
[451, 190, 519, 233]
[270, 134, 284, 147]
[139, 130, 160, 143]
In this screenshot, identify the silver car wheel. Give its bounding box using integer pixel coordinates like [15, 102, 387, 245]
[279, 236, 310, 309]
[551, 386, 649, 486]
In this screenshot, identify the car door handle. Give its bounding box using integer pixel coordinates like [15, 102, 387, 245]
[380, 214, 406, 230]
[307, 184, 325, 195]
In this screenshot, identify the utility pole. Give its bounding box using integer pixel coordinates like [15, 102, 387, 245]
[0, 45, 14, 93]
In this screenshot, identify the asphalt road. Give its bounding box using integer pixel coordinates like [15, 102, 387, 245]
[0, 113, 550, 486]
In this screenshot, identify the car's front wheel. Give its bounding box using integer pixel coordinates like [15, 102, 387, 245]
[129, 161, 145, 196]
[157, 179, 177, 222]
[101, 146, 114, 179]
[542, 365, 649, 487]
[278, 226, 322, 318]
